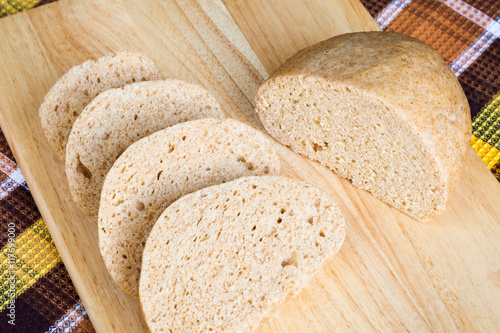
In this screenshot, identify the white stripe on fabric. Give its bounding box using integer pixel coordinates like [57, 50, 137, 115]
[45, 301, 88, 333]
[0, 177, 20, 200]
[439, 0, 500, 38]
[0, 151, 28, 190]
[375, 0, 414, 30]
[450, 29, 497, 76]
[8, 168, 27, 189]
[485, 17, 500, 38]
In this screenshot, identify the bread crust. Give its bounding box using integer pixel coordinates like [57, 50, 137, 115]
[256, 32, 471, 221]
[65, 79, 225, 221]
[39, 52, 161, 158]
[139, 176, 346, 332]
[98, 118, 281, 297]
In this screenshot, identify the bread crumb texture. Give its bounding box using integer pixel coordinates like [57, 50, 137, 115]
[39, 51, 162, 158]
[255, 32, 471, 222]
[140, 176, 346, 333]
[66, 79, 225, 220]
[99, 118, 281, 297]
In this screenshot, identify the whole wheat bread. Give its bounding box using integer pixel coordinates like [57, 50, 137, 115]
[65, 79, 225, 221]
[139, 176, 346, 333]
[99, 118, 281, 297]
[39, 52, 161, 158]
[255, 32, 471, 222]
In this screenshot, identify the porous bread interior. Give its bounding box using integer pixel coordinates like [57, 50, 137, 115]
[98, 118, 281, 297]
[65, 79, 225, 221]
[256, 76, 445, 222]
[140, 176, 346, 333]
[39, 52, 161, 158]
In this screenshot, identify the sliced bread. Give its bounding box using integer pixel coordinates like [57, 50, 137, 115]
[99, 118, 281, 297]
[39, 52, 161, 158]
[255, 32, 471, 222]
[139, 176, 346, 332]
[66, 79, 225, 221]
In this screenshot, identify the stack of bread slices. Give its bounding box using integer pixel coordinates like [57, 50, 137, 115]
[39, 31, 470, 332]
[39, 51, 347, 332]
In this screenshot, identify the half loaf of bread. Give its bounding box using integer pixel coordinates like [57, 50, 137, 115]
[99, 118, 281, 297]
[140, 176, 346, 332]
[255, 32, 471, 222]
[39, 52, 161, 158]
[66, 79, 225, 220]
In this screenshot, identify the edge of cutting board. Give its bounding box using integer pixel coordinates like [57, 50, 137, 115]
[0, 0, 498, 332]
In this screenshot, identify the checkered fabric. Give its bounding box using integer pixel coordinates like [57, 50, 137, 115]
[0, 132, 95, 332]
[0, 0, 498, 332]
[361, 0, 500, 178]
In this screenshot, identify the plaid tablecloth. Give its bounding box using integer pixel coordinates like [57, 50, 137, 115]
[0, 0, 498, 332]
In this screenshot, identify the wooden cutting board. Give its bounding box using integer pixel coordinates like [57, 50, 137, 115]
[0, 0, 499, 331]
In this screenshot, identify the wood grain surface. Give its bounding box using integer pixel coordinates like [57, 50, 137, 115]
[0, 1, 149, 331]
[0, 0, 499, 332]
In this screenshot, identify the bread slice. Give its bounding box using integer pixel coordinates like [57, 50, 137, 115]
[139, 176, 346, 333]
[99, 118, 281, 297]
[66, 79, 225, 221]
[39, 52, 161, 158]
[255, 32, 471, 222]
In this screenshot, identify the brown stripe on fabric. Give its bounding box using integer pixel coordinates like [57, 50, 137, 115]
[52, 302, 95, 333]
[0, 172, 8, 183]
[386, 0, 484, 63]
[0, 186, 40, 247]
[0, 130, 15, 162]
[19, 261, 79, 324]
[0, 298, 52, 332]
[459, 39, 500, 119]
[462, 0, 500, 18]
[0, 182, 39, 220]
[359, 0, 394, 19]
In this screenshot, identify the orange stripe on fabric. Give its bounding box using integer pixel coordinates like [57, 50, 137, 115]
[386, 0, 484, 63]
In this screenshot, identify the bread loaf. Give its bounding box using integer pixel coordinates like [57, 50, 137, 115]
[139, 176, 346, 333]
[66, 79, 225, 220]
[99, 118, 281, 297]
[255, 32, 471, 222]
[39, 52, 161, 158]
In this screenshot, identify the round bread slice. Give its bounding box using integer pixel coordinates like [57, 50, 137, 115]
[139, 176, 346, 333]
[99, 118, 281, 297]
[66, 79, 225, 221]
[39, 52, 161, 158]
[255, 32, 471, 222]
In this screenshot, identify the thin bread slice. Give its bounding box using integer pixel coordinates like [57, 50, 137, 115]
[39, 52, 161, 158]
[255, 32, 471, 222]
[66, 79, 225, 221]
[99, 118, 281, 297]
[139, 176, 346, 333]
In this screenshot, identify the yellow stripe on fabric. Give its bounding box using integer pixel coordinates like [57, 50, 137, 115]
[0, 219, 60, 311]
[0, 0, 19, 16]
[472, 92, 500, 150]
[471, 92, 500, 178]
[16, 219, 60, 278]
[471, 135, 500, 170]
[0, 0, 40, 17]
